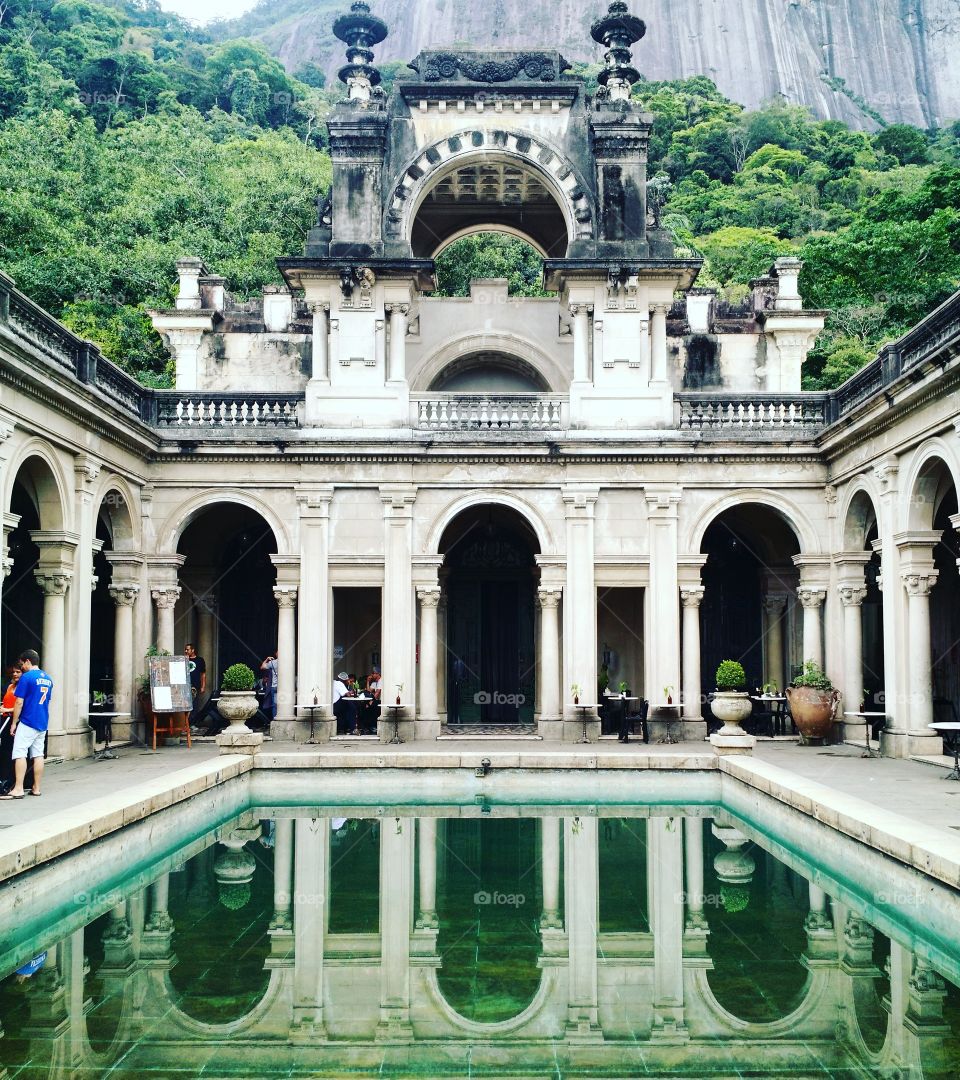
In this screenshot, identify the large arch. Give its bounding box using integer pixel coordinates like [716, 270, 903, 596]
[902, 443, 960, 531]
[425, 489, 556, 557]
[841, 483, 881, 552]
[2, 443, 71, 533]
[412, 330, 568, 393]
[386, 131, 596, 258]
[157, 490, 291, 557]
[687, 490, 818, 556]
[93, 475, 140, 553]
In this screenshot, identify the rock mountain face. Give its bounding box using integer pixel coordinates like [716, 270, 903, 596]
[225, 0, 960, 128]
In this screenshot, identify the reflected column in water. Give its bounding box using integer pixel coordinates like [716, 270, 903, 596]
[887, 942, 951, 1073]
[564, 814, 600, 1037]
[541, 816, 562, 930]
[648, 816, 687, 1039]
[271, 818, 294, 934]
[415, 817, 438, 930]
[683, 816, 708, 941]
[292, 817, 328, 1038]
[378, 815, 414, 1038]
[145, 873, 173, 933]
[804, 883, 835, 955]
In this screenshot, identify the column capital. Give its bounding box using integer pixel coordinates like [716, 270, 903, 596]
[73, 455, 102, 491]
[196, 591, 219, 616]
[644, 485, 682, 516]
[762, 593, 789, 616]
[680, 586, 705, 608]
[380, 483, 418, 513]
[874, 457, 900, 494]
[561, 483, 600, 512]
[273, 585, 298, 608]
[385, 302, 410, 317]
[35, 569, 72, 596]
[837, 583, 868, 608]
[108, 582, 140, 607]
[901, 569, 938, 597]
[796, 586, 827, 610]
[151, 586, 181, 609]
[416, 586, 441, 608]
[308, 301, 330, 315]
[650, 301, 671, 316]
[296, 484, 334, 518]
[537, 586, 562, 609]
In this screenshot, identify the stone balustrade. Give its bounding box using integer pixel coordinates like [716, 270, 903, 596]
[413, 394, 566, 432]
[155, 393, 301, 428]
[677, 393, 829, 436]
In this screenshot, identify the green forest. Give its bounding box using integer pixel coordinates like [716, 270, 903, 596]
[1, 0, 959, 388]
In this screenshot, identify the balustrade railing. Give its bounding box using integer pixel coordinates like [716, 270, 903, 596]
[677, 393, 829, 436]
[414, 394, 565, 431]
[155, 393, 301, 428]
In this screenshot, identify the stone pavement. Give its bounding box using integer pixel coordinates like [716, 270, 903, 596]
[0, 736, 957, 843]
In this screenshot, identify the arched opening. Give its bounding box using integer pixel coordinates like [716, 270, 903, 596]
[927, 468, 960, 723]
[176, 504, 278, 707]
[435, 816, 542, 1022]
[429, 351, 549, 393]
[704, 818, 810, 1023]
[440, 504, 540, 728]
[411, 158, 569, 260]
[433, 232, 547, 298]
[843, 491, 885, 713]
[700, 505, 802, 727]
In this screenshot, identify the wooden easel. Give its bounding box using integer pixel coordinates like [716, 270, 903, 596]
[148, 655, 193, 750]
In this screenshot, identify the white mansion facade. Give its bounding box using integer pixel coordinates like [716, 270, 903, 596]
[1, 1, 958, 761]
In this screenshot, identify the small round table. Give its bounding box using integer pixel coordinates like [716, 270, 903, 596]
[929, 722, 960, 780]
[573, 704, 598, 744]
[384, 703, 408, 745]
[297, 704, 329, 745]
[844, 711, 885, 758]
[651, 702, 681, 744]
[90, 711, 131, 761]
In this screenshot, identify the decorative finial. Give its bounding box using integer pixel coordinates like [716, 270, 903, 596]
[591, 1, 646, 101]
[333, 1, 389, 103]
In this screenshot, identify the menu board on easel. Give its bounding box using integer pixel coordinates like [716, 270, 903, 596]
[149, 655, 192, 713]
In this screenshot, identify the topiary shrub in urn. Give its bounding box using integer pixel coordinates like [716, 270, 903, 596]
[217, 663, 259, 732]
[711, 660, 752, 736]
[786, 661, 839, 744]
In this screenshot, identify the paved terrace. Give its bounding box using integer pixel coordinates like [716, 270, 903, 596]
[3, 739, 960, 871]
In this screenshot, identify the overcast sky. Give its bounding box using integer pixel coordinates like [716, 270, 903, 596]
[158, 0, 258, 24]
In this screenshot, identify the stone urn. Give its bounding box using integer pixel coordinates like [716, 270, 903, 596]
[214, 818, 261, 910]
[785, 686, 837, 744]
[710, 691, 752, 737]
[216, 690, 259, 733]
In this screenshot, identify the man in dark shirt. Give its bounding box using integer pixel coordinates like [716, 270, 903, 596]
[185, 643, 206, 727]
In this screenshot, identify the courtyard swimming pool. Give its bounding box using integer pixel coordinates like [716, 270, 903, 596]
[2, 772, 959, 1076]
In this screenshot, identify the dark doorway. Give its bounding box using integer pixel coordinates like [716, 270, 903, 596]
[441, 506, 538, 727]
[1, 482, 42, 665]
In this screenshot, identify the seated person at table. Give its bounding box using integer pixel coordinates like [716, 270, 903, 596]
[332, 671, 352, 733]
[362, 668, 382, 734]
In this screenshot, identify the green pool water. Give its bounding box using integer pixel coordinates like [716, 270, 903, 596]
[2, 801, 959, 1077]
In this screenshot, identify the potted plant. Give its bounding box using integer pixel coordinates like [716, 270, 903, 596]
[395, 683, 403, 705]
[711, 660, 751, 736]
[571, 683, 580, 705]
[663, 685, 673, 705]
[618, 680, 630, 697]
[217, 663, 259, 732]
[786, 661, 839, 744]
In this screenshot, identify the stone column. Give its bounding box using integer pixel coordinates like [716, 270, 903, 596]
[562, 485, 599, 741]
[541, 816, 562, 929]
[838, 582, 868, 738]
[309, 302, 330, 383]
[271, 818, 294, 933]
[292, 816, 328, 1039]
[381, 485, 417, 741]
[762, 594, 788, 690]
[151, 586, 180, 654]
[378, 816, 414, 1038]
[570, 304, 592, 382]
[649, 816, 687, 1038]
[417, 587, 441, 734]
[680, 587, 704, 722]
[564, 814, 600, 1037]
[296, 487, 333, 741]
[796, 586, 826, 669]
[386, 304, 409, 384]
[33, 568, 71, 737]
[196, 592, 218, 699]
[537, 586, 562, 736]
[108, 582, 139, 724]
[645, 487, 682, 737]
[649, 303, 670, 385]
[273, 585, 298, 725]
[683, 816, 708, 933]
[145, 873, 173, 932]
[902, 568, 939, 742]
[415, 817, 438, 929]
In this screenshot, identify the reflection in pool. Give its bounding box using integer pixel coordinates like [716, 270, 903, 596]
[2, 804, 960, 1077]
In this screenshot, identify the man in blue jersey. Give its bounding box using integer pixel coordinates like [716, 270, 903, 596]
[1, 650, 53, 800]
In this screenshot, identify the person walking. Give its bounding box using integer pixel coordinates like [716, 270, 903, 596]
[1, 650, 53, 800]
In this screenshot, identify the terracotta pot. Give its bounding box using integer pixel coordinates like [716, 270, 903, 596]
[786, 685, 837, 743]
[711, 691, 752, 736]
[216, 690, 259, 732]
